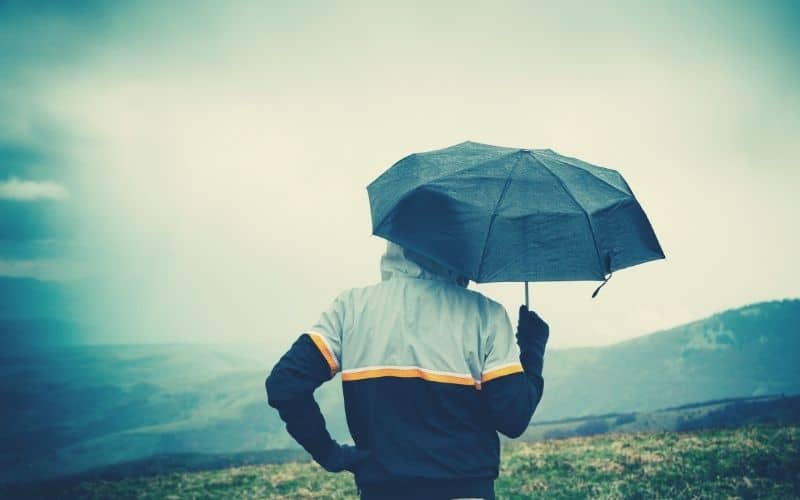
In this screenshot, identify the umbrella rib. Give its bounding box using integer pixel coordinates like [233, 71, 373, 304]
[371, 151, 522, 236]
[539, 153, 631, 198]
[528, 152, 607, 278]
[475, 154, 523, 281]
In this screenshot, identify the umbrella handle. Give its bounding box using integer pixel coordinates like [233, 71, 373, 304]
[524, 281, 530, 310]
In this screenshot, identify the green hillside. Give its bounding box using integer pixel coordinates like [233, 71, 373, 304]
[14, 424, 799, 499]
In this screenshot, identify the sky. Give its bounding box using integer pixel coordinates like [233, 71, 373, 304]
[0, 0, 798, 350]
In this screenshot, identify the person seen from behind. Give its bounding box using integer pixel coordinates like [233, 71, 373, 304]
[265, 242, 549, 499]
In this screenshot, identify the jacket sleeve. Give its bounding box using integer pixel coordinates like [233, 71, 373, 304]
[265, 293, 348, 461]
[480, 303, 546, 438]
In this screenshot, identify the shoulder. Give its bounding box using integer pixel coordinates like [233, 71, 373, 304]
[329, 282, 384, 309]
[464, 291, 512, 343]
[445, 286, 511, 331]
[461, 287, 508, 317]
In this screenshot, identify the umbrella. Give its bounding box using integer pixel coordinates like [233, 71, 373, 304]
[367, 141, 664, 304]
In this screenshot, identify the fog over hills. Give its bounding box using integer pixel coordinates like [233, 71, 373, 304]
[1, 294, 798, 482]
[538, 299, 800, 420]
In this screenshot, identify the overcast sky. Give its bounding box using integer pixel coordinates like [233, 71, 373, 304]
[1, 0, 798, 350]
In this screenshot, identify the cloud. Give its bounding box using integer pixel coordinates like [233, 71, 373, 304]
[0, 258, 86, 281]
[0, 177, 69, 201]
[0, 239, 76, 261]
[1, 1, 798, 346]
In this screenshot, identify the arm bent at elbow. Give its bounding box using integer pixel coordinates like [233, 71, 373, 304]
[265, 334, 369, 472]
[265, 334, 336, 460]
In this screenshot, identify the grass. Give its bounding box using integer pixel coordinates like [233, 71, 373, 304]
[497, 425, 799, 499]
[29, 424, 800, 499]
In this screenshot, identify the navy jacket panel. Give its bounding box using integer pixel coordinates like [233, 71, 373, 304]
[343, 377, 499, 485]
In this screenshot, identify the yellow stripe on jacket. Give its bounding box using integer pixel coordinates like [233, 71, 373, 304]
[341, 366, 480, 388]
[481, 362, 524, 383]
[307, 331, 338, 376]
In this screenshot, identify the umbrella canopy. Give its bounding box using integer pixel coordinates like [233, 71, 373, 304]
[367, 141, 664, 285]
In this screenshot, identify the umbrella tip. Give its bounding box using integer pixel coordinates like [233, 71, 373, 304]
[591, 272, 613, 298]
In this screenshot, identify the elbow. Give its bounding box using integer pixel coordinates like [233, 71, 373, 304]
[504, 427, 526, 439]
[266, 363, 317, 409]
[265, 371, 281, 409]
[494, 387, 539, 438]
[265, 368, 305, 409]
[497, 415, 531, 439]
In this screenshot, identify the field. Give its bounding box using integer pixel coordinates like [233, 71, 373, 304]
[14, 424, 800, 499]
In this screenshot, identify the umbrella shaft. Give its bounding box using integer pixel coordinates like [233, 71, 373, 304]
[524, 281, 530, 310]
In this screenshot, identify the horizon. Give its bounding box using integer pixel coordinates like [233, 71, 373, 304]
[5, 283, 796, 353]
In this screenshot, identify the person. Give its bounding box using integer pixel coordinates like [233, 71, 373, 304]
[265, 242, 549, 499]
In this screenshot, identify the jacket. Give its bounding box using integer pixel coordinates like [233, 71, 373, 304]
[266, 242, 547, 498]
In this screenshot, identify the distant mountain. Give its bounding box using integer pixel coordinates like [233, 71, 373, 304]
[1, 299, 798, 483]
[0, 342, 347, 483]
[536, 299, 800, 420]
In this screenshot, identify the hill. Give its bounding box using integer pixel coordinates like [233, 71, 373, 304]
[536, 299, 800, 420]
[2, 299, 798, 483]
[0, 343, 349, 483]
[6, 424, 799, 499]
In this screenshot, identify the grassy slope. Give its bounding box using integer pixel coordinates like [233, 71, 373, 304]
[48, 424, 800, 499]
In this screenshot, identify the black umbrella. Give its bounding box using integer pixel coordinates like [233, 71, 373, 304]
[367, 141, 664, 304]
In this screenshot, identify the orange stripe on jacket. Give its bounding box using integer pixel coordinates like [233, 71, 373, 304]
[481, 363, 524, 383]
[342, 367, 478, 388]
[307, 332, 338, 376]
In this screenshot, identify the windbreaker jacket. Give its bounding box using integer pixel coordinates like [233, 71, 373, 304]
[266, 242, 546, 498]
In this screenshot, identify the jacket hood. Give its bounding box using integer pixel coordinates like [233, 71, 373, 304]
[380, 241, 469, 287]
